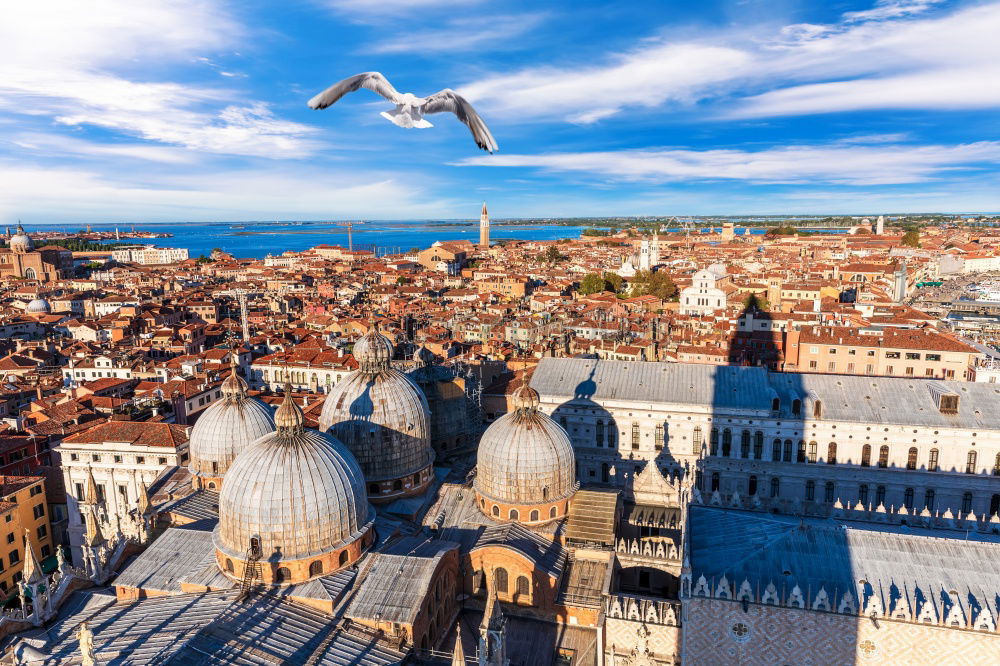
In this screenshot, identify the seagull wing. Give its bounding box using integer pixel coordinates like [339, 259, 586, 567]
[421, 89, 498, 153]
[307, 72, 402, 110]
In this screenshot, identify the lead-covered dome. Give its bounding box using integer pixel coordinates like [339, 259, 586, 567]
[475, 383, 577, 524]
[215, 386, 374, 584]
[9, 225, 33, 254]
[319, 325, 434, 501]
[189, 356, 274, 489]
[25, 298, 50, 314]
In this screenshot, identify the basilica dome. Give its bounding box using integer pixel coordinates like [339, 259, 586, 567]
[319, 325, 435, 502]
[188, 357, 274, 490]
[474, 383, 578, 525]
[9, 225, 33, 254]
[215, 386, 374, 585]
[25, 298, 50, 314]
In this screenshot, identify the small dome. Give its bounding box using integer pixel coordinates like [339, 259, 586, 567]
[9, 225, 33, 254]
[352, 325, 394, 373]
[475, 383, 577, 509]
[215, 388, 374, 571]
[25, 298, 50, 314]
[189, 360, 274, 482]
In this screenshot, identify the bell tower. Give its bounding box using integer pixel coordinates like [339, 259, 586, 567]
[479, 202, 490, 248]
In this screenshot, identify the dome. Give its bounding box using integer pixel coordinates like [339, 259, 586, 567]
[9, 225, 32, 254]
[474, 383, 577, 523]
[319, 324, 434, 500]
[215, 387, 374, 583]
[188, 358, 274, 487]
[25, 298, 50, 314]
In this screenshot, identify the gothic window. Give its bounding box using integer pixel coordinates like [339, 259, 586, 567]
[796, 440, 806, 464]
[792, 399, 801, 416]
[876, 485, 886, 507]
[827, 442, 837, 465]
[748, 475, 758, 496]
[861, 444, 872, 467]
[783, 440, 793, 463]
[24, 268, 36, 280]
[692, 426, 702, 455]
[711, 473, 720, 492]
[878, 445, 889, 468]
[710, 428, 719, 456]
[903, 488, 914, 510]
[859, 484, 869, 505]
[309, 561, 323, 577]
[807, 441, 817, 463]
[753, 432, 763, 460]
[770, 477, 780, 498]
[607, 427, 616, 449]
[595, 420, 604, 447]
[740, 430, 750, 458]
[805, 480, 815, 501]
[962, 492, 973, 514]
[906, 447, 918, 470]
[722, 428, 732, 457]
[966, 450, 978, 474]
[516, 576, 530, 597]
[924, 489, 935, 511]
[824, 482, 835, 504]
[495, 568, 509, 594]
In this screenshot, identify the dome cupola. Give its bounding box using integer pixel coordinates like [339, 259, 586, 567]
[474, 382, 578, 525]
[9, 224, 33, 254]
[25, 297, 50, 314]
[214, 384, 375, 585]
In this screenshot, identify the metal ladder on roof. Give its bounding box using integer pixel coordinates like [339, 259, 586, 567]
[237, 540, 262, 602]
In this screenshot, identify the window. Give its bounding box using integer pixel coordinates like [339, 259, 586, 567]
[770, 477, 780, 498]
[792, 399, 801, 416]
[710, 428, 719, 456]
[9, 550, 19, 565]
[5, 534, 12, 545]
[36, 525, 46, 540]
[339, 550, 350, 566]
[654, 424, 664, 451]
[771, 398, 780, 412]
[827, 442, 837, 465]
[550, 506, 557, 519]
[878, 445, 889, 468]
[275, 567, 291, 583]
[859, 484, 869, 505]
[885, 351, 900, 359]
[772, 439, 781, 461]
[748, 475, 758, 496]
[721, 428, 731, 457]
[113, 455, 122, 464]
[607, 428, 616, 448]
[692, 426, 702, 454]
[926, 354, 941, 362]
[905, 352, 920, 360]
[753, 432, 763, 460]
[740, 430, 750, 458]
[516, 576, 530, 597]
[158, 457, 167, 465]
[807, 441, 817, 463]
[32, 504, 44, 519]
[492, 504, 500, 517]
[967, 450, 978, 474]
[797, 440, 806, 464]
[225, 559, 234, 572]
[904, 447, 917, 470]
[92, 454, 100, 462]
[924, 489, 935, 511]
[783, 440, 793, 463]
[994, 453, 1000, 476]
[595, 420, 604, 447]
[530, 509, 539, 522]
[805, 480, 815, 501]
[824, 482, 835, 504]
[903, 488, 914, 510]
[711, 473, 720, 492]
[631, 423, 640, 451]
[928, 448, 939, 472]
[509, 509, 519, 521]
[309, 561, 323, 577]
[70, 454, 79, 462]
[875, 485, 886, 507]
[962, 492, 973, 514]
[495, 568, 509, 594]
[939, 394, 959, 414]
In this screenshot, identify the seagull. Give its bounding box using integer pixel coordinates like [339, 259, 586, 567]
[307, 72, 498, 153]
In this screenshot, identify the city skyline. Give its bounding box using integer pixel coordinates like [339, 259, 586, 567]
[4, 0, 1000, 223]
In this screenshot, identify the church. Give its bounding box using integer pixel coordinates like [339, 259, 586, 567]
[0, 224, 73, 282]
[6, 341, 1000, 665]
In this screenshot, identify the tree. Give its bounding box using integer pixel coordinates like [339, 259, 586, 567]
[602, 271, 624, 294]
[742, 293, 769, 312]
[579, 273, 605, 295]
[543, 246, 563, 263]
[853, 227, 871, 236]
[901, 230, 921, 248]
[628, 270, 679, 300]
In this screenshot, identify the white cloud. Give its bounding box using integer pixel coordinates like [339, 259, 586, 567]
[0, 0, 317, 158]
[456, 140, 1000, 186]
[458, 2, 1000, 122]
[842, 0, 943, 23]
[368, 13, 547, 54]
[325, 0, 482, 18]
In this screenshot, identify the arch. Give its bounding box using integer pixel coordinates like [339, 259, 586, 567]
[392, 479, 403, 491]
[906, 447, 918, 470]
[208, 481, 217, 490]
[309, 560, 323, 577]
[225, 558, 234, 573]
[339, 550, 350, 567]
[509, 508, 519, 521]
[530, 509, 539, 522]
[492, 504, 500, 517]
[878, 445, 889, 468]
[23, 267, 36, 280]
[967, 450, 978, 474]
[861, 444, 872, 467]
[275, 567, 291, 583]
[495, 568, 509, 594]
[549, 505, 557, 518]
[542, 486, 549, 500]
[516, 575, 530, 597]
[792, 399, 801, 416]
[368, 483, 380, 495]
[827, 442, 837, 465]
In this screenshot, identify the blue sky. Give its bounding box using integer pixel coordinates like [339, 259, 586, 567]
[2, 0, 1000, 223]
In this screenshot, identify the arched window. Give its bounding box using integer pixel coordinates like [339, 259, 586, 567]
[710, 472, 720, 492]
[368, 483, 379, 495]
[249, 537, 261, 556]
[721, 428, 732, 457]
[516, 576, 530, 597]
[692, 426, 702, 455]
[859, 484, 869, 505]
[509, 508, 519, 521]
[530, 509, 539, 522]
[861, 444, 872, 467]
[492, 504, 500, 517]
[924, 489, 935, 511]
[772, 439, 781, 461]
[710, 428, 719, 456]
[595, 420, 604, 447]
[805, 480, 815, 501]
[225, 558, 234, 572]
[208, 482, 216, 490]
[903, 488, 914, 510]
[655, 423, 664, 450]
[875, 485, 886, 507]
[824, 481, 835, 503]
[878, 445, 889, 468]
[994, 453, 1000, 476]
[309, 560, 323, 577]
[796, 440, 806, 463]
[770, 477, 780, 498]
[495, 568, 509, 594]
[748, 475, 758, 496]
[990, 494, 1000, 517]
[24, 267, 36, 280]
[807, 441, 817, 463]
[542, 486, 549, 500]
[392, 479, 403, 491]
[783, 440, 793, 463]
[740, 430, 750, 458]
[339, 550, 350, 567]
[753, 432, 763, 460]
[275, 567, 291, 583]
[967, 450, 978, 474]
[549, 506, 557, 518]
[813, 400, 823, 418]
[962, 492, 974, 514]
[771, 397, 780, 412]
[906, 447, 918, 470]
[211, 461, 218, 474]
[792, 399, 801, 416]
[827, 442, 837, 465]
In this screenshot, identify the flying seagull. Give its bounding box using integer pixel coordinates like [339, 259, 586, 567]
[307, 72, 498, 153]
